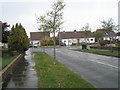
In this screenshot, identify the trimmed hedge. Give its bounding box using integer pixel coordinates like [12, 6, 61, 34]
[41, 40, 59, 46]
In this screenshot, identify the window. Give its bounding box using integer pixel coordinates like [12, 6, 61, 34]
[68, 40, 71, 43]
[91, 39, 93, 41]
[72, 39, 77, 43]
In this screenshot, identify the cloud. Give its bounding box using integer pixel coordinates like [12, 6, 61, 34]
[1, 0, 119, 37]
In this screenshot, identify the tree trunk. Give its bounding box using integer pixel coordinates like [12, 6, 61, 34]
[53, 31, 56, 64]
[43, 32, 45, 53]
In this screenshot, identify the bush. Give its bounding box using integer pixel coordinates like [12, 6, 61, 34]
[10, 50, 17, 56]
[9, 42, 24, 53]
[116, 41, 120, 47]
[99, 40, 109, 46]
[41, 40, 48, 46]
[41, 40, 58, 46]
[56, 40, 59, 45]
[48, 40, 54, 45]
[8, 23, 29, 53]
[80, 42, 86, 45]
[117, 41, 120, 44]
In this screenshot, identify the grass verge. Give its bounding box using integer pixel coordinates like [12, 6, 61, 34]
[38, 45, 60, 48]
[34, 52, 95, 88]
[76, 49, 120, 57]
[1, 50, 19, 69]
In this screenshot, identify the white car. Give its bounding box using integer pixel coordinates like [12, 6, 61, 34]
[34, 44, 39, 48]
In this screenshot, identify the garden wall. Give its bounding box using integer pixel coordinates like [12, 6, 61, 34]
[0, 54, 24, 88]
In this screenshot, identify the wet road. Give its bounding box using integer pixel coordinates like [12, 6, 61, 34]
[6, 48, 38, 88]
[32, 46, 119, 88]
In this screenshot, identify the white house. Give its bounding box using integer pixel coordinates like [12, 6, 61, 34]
[30, 32, 50, 47]
[59, 31, 95, 46]
[116, 32, 120, 41]
[103, 32, 120, 41]
[103, 32, 117, 41]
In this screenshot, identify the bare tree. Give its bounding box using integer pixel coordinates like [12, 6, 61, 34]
[100, 18, 117, 52]
[37, 0, 65, 64]
[47, 0, 65, 61]
[100, 18, 115, 33]
[80, 23, 91, 46]
[37, 15, 49, 53]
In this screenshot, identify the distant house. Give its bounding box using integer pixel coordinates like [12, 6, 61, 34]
[116, 32, 120, 41]
[0, 21, 10, 48]
[103, 32, 117, 41]
[58, 30, 95, 46]
[30, 32, 50, 47]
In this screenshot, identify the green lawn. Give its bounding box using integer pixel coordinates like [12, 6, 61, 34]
[76, 49, 119, 57]
[1, 50, 19, 69]
[38, 45, 60, 48]
[34, 52, 95, 88]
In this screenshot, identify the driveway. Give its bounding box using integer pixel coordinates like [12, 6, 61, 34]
[32, 46, 119, 88]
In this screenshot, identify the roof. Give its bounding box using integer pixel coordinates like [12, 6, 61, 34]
[59, 31, 89, 39]
[30, 32, 50, 40]
[117, 32, 120, 36]
[104, 32, 116, 37]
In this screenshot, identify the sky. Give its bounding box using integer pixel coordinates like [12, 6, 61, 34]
[1, 0, 119, 37]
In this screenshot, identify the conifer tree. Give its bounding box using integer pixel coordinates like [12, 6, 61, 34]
[8, 23, 29, 53]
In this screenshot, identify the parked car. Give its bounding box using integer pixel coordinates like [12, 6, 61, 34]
[60, 43, 66, 46]
[34, 44, 39, 48]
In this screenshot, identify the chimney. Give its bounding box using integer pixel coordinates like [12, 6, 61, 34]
[74, 30, 76, 33]
[63, 31, 65, 33]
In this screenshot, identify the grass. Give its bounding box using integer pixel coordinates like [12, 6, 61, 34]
[34, 52, 95, 88]
[76, 49, 120, 57]
[1, 50, 19, 69]
[38, 45, 60, 48]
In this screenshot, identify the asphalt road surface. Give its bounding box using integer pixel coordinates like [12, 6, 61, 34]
[32, 46, 119, 88]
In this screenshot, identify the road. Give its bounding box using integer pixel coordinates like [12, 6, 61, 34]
[32, 46, 119, 88]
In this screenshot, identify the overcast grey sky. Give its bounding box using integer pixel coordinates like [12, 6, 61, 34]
[1, 0, 119, 37]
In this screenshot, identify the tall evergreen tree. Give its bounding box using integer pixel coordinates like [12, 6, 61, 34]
[8, 23, 29, 53]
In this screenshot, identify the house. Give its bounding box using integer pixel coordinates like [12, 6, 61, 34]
[116, 32, 120, 41]
[103, 32, 117, 41]
[30, 32, 50, 47]
[58, 30, 95, 46]
[0, 21, 10, 48]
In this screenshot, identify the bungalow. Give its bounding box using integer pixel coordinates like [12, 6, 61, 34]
[30, 32, 50, 47]
[103, 32, 117, 41]
[116, 32, 120, 41]
[103, 32, 120, 41]
[58, 30, 95, 46]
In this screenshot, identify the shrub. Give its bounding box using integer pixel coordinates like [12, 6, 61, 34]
[99, 40, 109, 46]
[80, 42, 86, 45]
[48, 40, 54, 45]
[8, 23, 29, 53]
[41, 40, 48, 46]
[56, 40, 59, 45]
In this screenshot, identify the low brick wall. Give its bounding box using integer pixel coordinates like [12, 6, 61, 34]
[0, 54, 24, 87]
[90, 46, 120, 51]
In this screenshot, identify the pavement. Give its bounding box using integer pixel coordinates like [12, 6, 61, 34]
[32, 46, 119, 88]
[6, 48, 38, 88]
